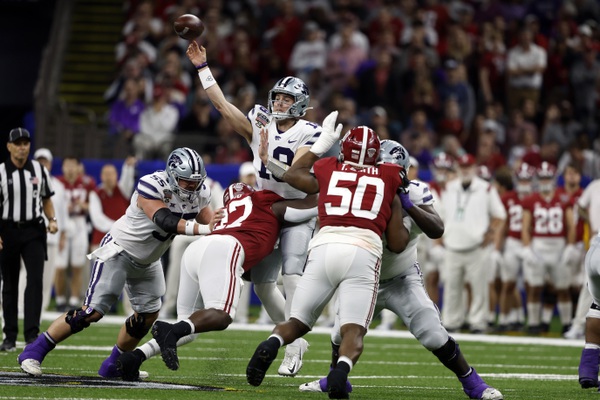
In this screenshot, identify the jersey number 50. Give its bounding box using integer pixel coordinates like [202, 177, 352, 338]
[325, 171, 384, 220]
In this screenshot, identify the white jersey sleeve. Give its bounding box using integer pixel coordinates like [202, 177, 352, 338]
[247, 104, 321, 199]
[381, 180, 435, 280]
[108, 171, 211, 265]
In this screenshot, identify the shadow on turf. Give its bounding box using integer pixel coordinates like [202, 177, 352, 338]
[0, 371, 226, 391]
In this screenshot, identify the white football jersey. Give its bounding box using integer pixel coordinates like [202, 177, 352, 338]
[247, 104, 321, 199]
[109, 170, 211, 265]
[381, 180, 435, 280]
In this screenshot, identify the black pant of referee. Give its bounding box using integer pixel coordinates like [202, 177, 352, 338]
[0, 217, 47, 346]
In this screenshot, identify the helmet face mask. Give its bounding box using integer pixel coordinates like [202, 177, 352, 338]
[267, 76, 310, 120]
[515, 163, 535, 195]
[222, 182, 255, 206]
[535, 162, 556, 193]
[339, 126, 380, 167]
[166, 147, 206, 202]
[378, 139, 410, 172]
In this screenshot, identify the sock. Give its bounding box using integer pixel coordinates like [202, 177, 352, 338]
[330, 341, 340, 367]
[541, 307, 554, 324]
[517, 306, 525, 323]
[267, 334, 284, 347]
[460, 367, 473, 378]
[527, 302, 541, 326]
[43, 332, 57, 346]
[337, 356, 353, 373]
[498, 313, 508, 325]
[68, 296, 80, 306]
[584, 343, 600, 350]
[140, 339, 160, 360]
[557, 301, 573, 326]
[55, 296, 66, 305]
[507, 309, 517, 324]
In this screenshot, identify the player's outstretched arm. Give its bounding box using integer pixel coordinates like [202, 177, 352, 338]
[138, 196, 211, 235]
[187, 41, 252, 142]
[282, 151, 320, 194]
[385, 196, 410, 253]
[405, 204, 444, 239]
[272, 194, 319, 223]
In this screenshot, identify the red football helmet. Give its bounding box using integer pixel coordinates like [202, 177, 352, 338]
[536, 162, 556, 179]
[223, 182, 255, 206]
[339, 126, 380, 167]
[432, 152, 455, 170]
[515, 162, 535, 181]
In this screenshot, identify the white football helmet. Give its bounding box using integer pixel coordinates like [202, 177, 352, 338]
[267, 76, 310, 120]
[378, 139, 410, 171]
[166, 147, 206, 201]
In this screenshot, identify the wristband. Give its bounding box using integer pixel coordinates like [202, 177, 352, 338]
[266, 157, 289, 180]
[398, 191, 414, 209]
[196, 224, 211, 235]
[198, 67, 216, 90]
[195, 61, 208, 70]
[184, 220, 197, 235]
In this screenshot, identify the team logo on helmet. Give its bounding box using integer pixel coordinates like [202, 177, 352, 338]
[340, 126, 381, 167]
[223, 182, 255, 206]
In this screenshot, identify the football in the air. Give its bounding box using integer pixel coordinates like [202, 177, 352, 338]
[173, 14, 204, 40]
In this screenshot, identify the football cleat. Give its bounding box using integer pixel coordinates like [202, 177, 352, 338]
[19, 358, 42, 376]
[278, 338, 309, 377]
[327, 368, 350, 399]
[116, 351, 144, 381]
[299, 377, 353, 393]
[98, 345, 123, 379]
[246, 340, 278, 386]
[151, 321, 180, 371]
[459, 368, 503, 400]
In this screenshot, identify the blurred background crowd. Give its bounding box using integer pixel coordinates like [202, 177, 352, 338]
[105, 0, 600, 183]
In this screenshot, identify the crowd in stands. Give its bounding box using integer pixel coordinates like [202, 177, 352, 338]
[104, 0, 600, 183]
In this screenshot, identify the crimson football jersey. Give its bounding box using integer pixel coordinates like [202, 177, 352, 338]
[521, 192, 571, 238]
[313, 157, 401, 237]
[211, 189, 284, 271]
[501, 190, 524, 240]
[59, 175, 96, 217]
[556, 186, 584, 242]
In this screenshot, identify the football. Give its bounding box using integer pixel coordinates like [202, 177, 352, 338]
[173, 14, 204, 40]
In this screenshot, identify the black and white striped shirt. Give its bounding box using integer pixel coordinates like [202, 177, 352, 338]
[0, 159, 54, 223]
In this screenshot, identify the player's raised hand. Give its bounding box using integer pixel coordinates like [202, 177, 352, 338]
[259, 129, 269, 165]
[310, 110, 342, 157]
[186, 41, 207, 67]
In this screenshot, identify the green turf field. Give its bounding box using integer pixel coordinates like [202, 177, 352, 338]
[0, 315, 590, 399]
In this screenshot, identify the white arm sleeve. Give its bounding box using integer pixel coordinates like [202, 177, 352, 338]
[118, 163, 136, 197]
[283, 206, 318, 223]
[88, 191, 115, 233]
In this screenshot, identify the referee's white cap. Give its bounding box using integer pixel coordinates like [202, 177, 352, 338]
[34, 148, 53, 162]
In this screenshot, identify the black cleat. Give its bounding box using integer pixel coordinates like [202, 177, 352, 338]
[151, 321, 180, 370]
[116, 351, 143, 381]
[327, 368, 350, 399]
[246, 340, 278, 387]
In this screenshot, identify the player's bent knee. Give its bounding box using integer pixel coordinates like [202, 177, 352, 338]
[125, 313, 152, 339]
[66, 307, 100, 333]
[417, 329, 448, 351]
[587, 303, 600, 319]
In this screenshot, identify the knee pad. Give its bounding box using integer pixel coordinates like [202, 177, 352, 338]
[587, 303, 600, 320]
[65, 308, 95, 333]
[432, 337, 460, 367]
[125, 314, 150, 339]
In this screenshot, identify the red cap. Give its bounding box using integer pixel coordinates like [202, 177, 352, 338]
[457, 153, 476, 167]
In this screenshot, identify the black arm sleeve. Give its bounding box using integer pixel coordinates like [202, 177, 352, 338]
[152, 208, 180, 233]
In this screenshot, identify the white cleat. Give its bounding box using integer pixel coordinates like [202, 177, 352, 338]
[139, 370, 149, 380]
[19, 359, 42, 376]
[481, 387, 503, 400]
[299, 379, 323, 392]
[278, 338, 309, 377]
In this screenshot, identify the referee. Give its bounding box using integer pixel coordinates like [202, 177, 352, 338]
[0, 128, 58, 351]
